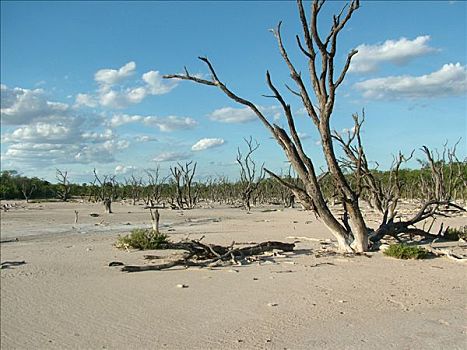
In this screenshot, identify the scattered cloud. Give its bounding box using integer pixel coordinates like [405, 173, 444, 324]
[209, 106, 281, 123]
[3, 137, 130, 166]
[295, 107, 308, 116]
[109, 114, 143, 127]
[143, 115, 197, 132]
[76, 62, 177, 109]
[134, 135, 158, 143]
[209, 107, 255, 123]
[1, 85, 70, 125]
[3, 122, 75, 143]
[191, 138, 225, 151]
[95, 61, 136, 87]
[354, 63, 467, 99]
[153, 151, 191, 162]
[115, 164, 137, 174]
[350, 36, 437, 73]
[142, 71, 177, 95]
[296, 132, 311, 140]
[75, 93, 97, 108]
[81, 129, 114, 143]
[108, 113, 197, 131]
[1, 84, 131, 166]
[74, 139, 129, 164]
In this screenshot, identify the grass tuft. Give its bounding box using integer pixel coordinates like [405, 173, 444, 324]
[383, 243, 429, 260]
[116, 228, 169, 250]
[442, 226, 467, 241]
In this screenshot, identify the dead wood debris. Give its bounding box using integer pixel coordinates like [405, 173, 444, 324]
[120, 240, 295, 272]
[424, 240, 467, 263]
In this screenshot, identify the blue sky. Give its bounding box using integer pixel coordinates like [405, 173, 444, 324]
[1, 0, 466, 183]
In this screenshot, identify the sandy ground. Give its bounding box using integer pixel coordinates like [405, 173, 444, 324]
[1, 200, 466, 349]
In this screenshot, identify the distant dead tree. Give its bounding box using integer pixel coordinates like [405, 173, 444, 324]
[170, 161, 198, 209]
[418, 141, 466, 202]
[144, 166, 169, 207]
[56, 169, 71, 202]
[93, 169, 117, 213]
[236, 137, 265, 212]
[21, 179, 36, 203]
[125, 174, 143, 205]
[275, 166, 299, 208]
[164, 0, 464, 251]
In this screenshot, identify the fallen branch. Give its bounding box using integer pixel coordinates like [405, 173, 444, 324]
[120, 240, 295, 272]
[424, 245, 466, 263]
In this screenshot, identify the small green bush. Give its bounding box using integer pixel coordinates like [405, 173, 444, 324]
[116, 228, 169, 250]
[383, 243, 429, 260]
[442, 226, 467, 241]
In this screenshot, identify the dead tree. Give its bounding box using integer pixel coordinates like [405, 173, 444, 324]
[418, 141, 466, 202]
[169, 161, 198, 209]
[93, 169, 117, 213]
[332, 112, 415, 222]
[274, 166, 301, 208]
[21, 180, 36, 203]
[125, 174, 143, 205]
[164, 0, 464, 251]
[56, 169, 71, 202]
[145, 166, 168, 207]
[236, 137, 265, 211]
[164, 0, 369, 251]
[333, 114, 465, 243]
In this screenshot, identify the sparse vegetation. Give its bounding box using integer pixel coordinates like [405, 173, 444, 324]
[442, 226, 467, 241]
[116, 228, 169, 250]
[383, 244, 429, 260]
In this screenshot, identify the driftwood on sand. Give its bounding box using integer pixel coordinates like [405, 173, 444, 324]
[120, 240, 295, 272]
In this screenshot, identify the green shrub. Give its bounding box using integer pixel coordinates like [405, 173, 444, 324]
[383, 243, 429, 260]
[116, 228, 169, 250]
[442, 226, 467, 241]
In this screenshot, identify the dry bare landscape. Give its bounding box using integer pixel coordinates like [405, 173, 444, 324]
[2, 0, 466, 349]
[1, 200, 466, 349]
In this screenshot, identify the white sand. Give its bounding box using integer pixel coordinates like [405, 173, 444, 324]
[1, 200, 466, 349]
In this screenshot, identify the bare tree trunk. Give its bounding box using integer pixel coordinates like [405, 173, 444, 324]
[104, 198, 112, 214]
[150, 209, 160, 233]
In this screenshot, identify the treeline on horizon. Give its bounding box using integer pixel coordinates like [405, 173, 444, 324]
[1, 160, 466, 204]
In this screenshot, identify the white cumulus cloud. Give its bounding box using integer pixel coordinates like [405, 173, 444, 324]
[1, 85, 70, 125]
[74, 93, 97, 108]
[142, 70, 177, 95]
[153, 151, 191, 162]
[143, 115, 197, 132]
[1, 85, 132, 167]
[209, 106, 281, 123]
[354, 62, 467, 99]
[5, 123, 73, 143]
[115, 164, 137, 174]
[350, 35, 437, 73]
[135, 135, 158, 143]
[191, 138, 225, 151]
[108, 114, 197, 132]
[77, 62, 178, 109]
[209, 107, 256, 123]
[109, 114, 143, 127]
[95, 61, 136, 86]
